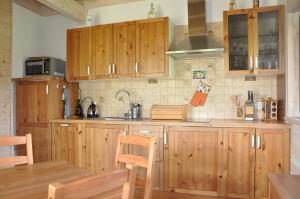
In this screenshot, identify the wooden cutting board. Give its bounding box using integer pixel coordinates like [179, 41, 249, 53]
[151, 105, 187, 120]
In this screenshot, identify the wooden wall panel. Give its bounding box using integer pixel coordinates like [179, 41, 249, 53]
[291, 123, 300, 175]
[0, 0, 12, 157]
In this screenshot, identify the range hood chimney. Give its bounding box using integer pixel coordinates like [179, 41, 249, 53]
[167, 0, 224, 59]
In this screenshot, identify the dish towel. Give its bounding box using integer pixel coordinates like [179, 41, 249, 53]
[62, 86, 71, 118]
[191, 81, 211, 107]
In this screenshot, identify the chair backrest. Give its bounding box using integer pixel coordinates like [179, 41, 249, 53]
[48, 165, 137, 199]
[115, 134, 158, 199]
[0, 134, 33, 167]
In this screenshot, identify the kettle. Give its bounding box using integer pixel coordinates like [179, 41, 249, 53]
[87, 101, 100, 118]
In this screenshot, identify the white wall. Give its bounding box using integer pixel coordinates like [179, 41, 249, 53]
[89, 0, 284, 25]
[12, 3, 44, 78]
[12, 3, 76, 78]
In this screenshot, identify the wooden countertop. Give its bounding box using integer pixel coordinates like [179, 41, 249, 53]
[268, 173, 300, 199]
[51, 118, 290, 129]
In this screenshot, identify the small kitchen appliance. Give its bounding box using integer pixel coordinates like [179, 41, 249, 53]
[25, 57, 66, 77]
[131, 103, 141, 119]
[87, 101, 100, 118]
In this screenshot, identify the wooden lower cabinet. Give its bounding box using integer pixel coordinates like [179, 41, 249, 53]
[51, 122, 84, 167]
[128, 125, 164, 190]
[223, 128, 256, 199]
[255, 128, 290, 199]
[84, 123, 128, 173]
[17, 125, 50, 162]
[164, 127, 223, 196]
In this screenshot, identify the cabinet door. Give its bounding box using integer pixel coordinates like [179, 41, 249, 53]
[255, 129, 289, 199]
[51, 123, 85, 167]
[223, 128, 255, 199]
[16, 125, 50, 163]
[253, 6, 285, 75]
[164, 127, 222, 195]
[128, 125, 163, 190]
[113, 22, 135, 78]
[93, 24, 114, 79]
[224, 9, 254, 75]
[67, 27, 92, 80]
[16, 81, 48, 126]
[136, 17, 169, 78]
[84, 123, 128, 173]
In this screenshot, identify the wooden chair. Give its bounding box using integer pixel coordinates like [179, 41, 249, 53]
[115, 134, 158, 199]
[48, 164, 137, 199]
[0, 134, 33, 167]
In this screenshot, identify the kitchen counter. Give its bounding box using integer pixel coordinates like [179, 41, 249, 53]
[51, 118, 290, 129]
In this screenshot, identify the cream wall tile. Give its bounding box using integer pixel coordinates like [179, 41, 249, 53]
[79, 58, 277, 119]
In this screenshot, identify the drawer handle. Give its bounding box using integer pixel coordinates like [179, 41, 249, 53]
[139, 130, 150, 134]
[60, 124, 70, 127]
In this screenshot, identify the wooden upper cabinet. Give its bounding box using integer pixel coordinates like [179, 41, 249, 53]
[93, 24, 114, 79]
[164, 127, 222, 195]
[16, 81, 49, 125]
[113, 22, 136, 78]
[135, 17, 169, 78]
[67, 27, 93, 80]
[224, 9, 254, 76]
[253, 6, 285, 75]
[224, 5, 285, 76]
[223, 128, 255, 199]
[255, 128, 289, 199]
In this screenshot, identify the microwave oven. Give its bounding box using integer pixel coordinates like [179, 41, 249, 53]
[25, 57, 66, 77]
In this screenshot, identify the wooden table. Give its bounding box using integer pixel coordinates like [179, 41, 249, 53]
[0, 161, 92, 199]
[268, 173, 300, 199]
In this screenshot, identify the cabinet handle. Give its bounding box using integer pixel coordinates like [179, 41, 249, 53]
[251, 134, 255, 148]
[163, 132, 167, 145]
[139, 130, 150, 134]
[249, 56, 253, 71]
[108, 64, 112, 74]
[256, 135, 261, 149]
[87, 65, 91, 76]
[46, 84, 49, 95]
[255, 56, 258, 69]
[112, 64, 116, 74]
[123, 130, 127, 135]
[135, 62, 139, 73]
[60, 124, 70, 127]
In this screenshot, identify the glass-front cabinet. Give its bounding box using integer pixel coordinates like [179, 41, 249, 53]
[224, 6, 285, 76]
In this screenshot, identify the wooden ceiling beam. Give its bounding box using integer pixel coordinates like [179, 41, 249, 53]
[15, 0, 57, 17]
[35, 0, 87, 21]
[76, 0, 144, 9]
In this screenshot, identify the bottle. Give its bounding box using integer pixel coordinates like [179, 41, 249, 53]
[75, 99, 84, 118]
[244, 90, 255, 121]
[229, 0, 236, 10]
[147, 3, 156, 18]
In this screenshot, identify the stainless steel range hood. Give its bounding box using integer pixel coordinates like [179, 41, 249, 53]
[167, 0, 224, 59]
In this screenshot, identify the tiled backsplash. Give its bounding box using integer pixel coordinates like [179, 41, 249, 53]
[79, 57, 277, 119]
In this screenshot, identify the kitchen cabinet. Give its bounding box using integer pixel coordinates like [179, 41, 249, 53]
[67, 27, 93, 80]
[128, 125, 164, 190]
[224, 5, 285, 76]
[163, 127, 223, 196]
[255, 128, 290, 199]
[67, 17, 170, 80]
[84, 123, 128, 173]
[223, 128, 256, 199]
[15, 76, 78, 163]
[93, 22, 135, 79]
[136, 17, 169, 78]
[17, 126, 50, 162]
[51, 122, 85, 167]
